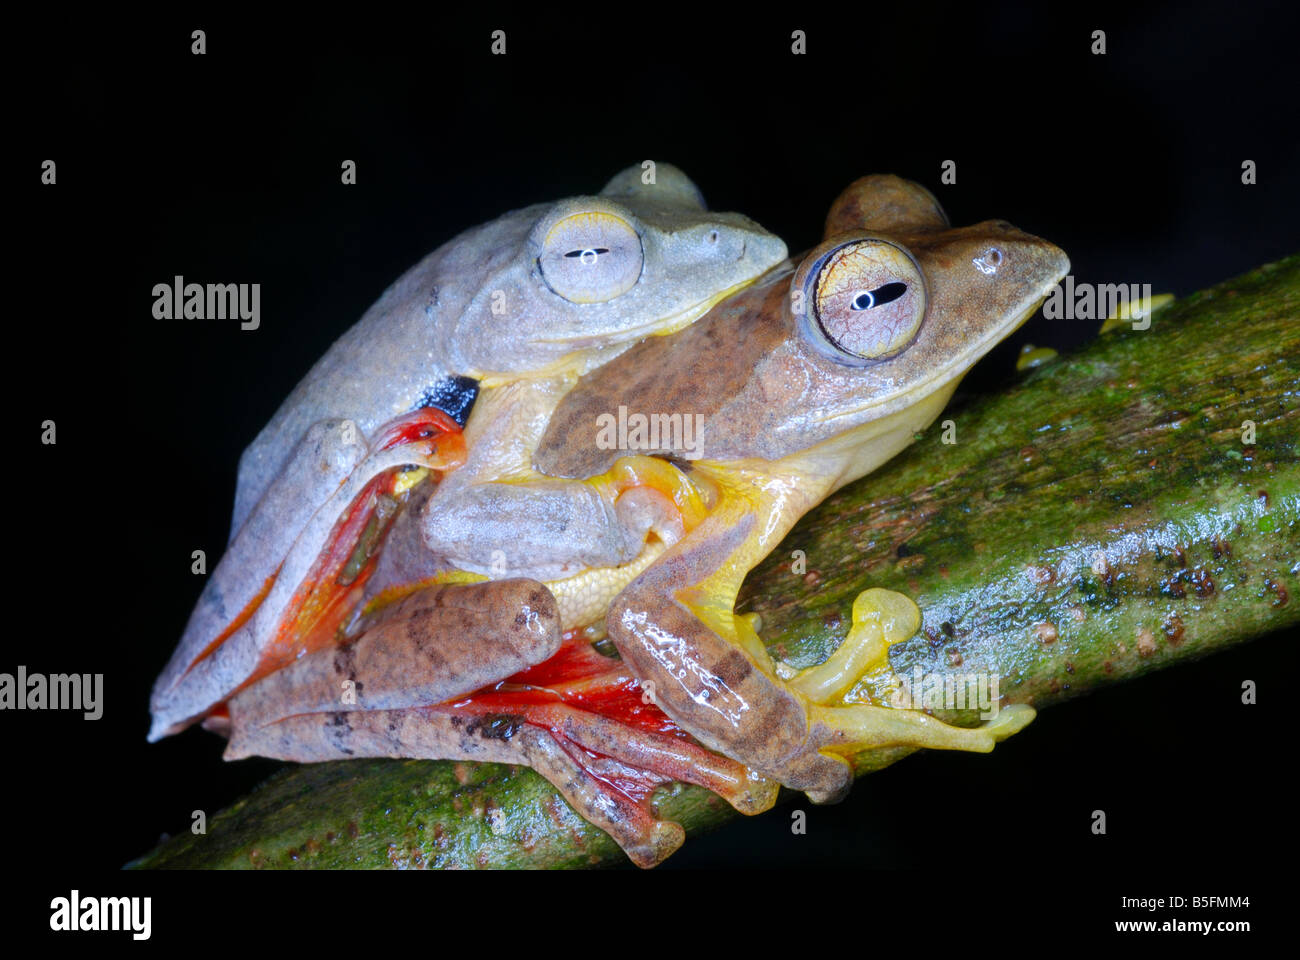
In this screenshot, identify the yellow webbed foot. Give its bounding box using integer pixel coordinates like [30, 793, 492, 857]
[789, 587, 1036, 761]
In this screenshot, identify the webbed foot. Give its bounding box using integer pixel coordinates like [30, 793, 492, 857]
[790, 588, 1035, 799]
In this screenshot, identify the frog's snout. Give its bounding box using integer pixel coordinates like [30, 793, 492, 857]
[707, 213, 788, 269]
[1007, 238, 1069, 290]
[744, 226, 790, 270]
[1018, 238, 1071, 295]
[684, 216, 762, 264]
[971, 221, 1070, 294]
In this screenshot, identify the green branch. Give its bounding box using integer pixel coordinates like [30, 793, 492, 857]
[130, 255, 1300, 869]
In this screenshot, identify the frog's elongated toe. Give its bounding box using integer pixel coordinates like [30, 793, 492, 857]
[809, 701, 1037, 757]
[788, 588, 921, 703]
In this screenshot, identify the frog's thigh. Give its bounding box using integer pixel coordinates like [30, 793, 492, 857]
[227, 579, 561, 734]
[798, 587, 1036, 756]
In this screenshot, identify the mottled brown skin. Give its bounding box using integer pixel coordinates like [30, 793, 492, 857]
[535, 279, 793, 478]
[226, 580, 561, 735]
[229, 706, 684, 866]
[205, 176, 1059, 865]
[605, 512, 855, 801]
[224, 580, 776, 868]
[224, 579, 774, 867]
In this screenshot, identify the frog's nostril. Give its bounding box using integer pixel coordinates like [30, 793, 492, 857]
[972, 245, 1004, 276]
[707, 230, 720, 244]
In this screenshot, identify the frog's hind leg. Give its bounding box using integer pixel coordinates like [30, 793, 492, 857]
[224, 664, 769, 868]
[226, 702, 686, 867]
[466, 691, 779, 817]
[225, 579, 563, 738]
[224, 579, 774, 867]
[444, 636, 780, 842]
[606, 509, 1034, 805]
[150, 410, 467, 741]
[515, 724, 687, 867]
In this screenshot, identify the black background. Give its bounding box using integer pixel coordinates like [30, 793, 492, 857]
[9, 0, 1295, 934]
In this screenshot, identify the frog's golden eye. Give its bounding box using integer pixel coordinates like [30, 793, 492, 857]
[810, 239, 926, 361]
[539, 211, 644, 304]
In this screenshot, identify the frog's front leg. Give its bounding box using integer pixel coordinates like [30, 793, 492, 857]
[606, 484, 1034, 804]
[419, 479, 639, 581]
[420, 456, 702, 582]
[224, 579, 776, 868]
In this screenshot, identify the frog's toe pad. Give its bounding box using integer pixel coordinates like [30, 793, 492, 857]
[729, 772, 782, 815]
[619, 820, 686, 870]
[805, 779, 852, 806]
[985, 703, 1036, 741]
[789, 588, 921, 705]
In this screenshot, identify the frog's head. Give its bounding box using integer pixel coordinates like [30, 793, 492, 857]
[442, 163, 788, 384]
[763, 211, 1069, 476]
[534, 176, 1069, 478]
